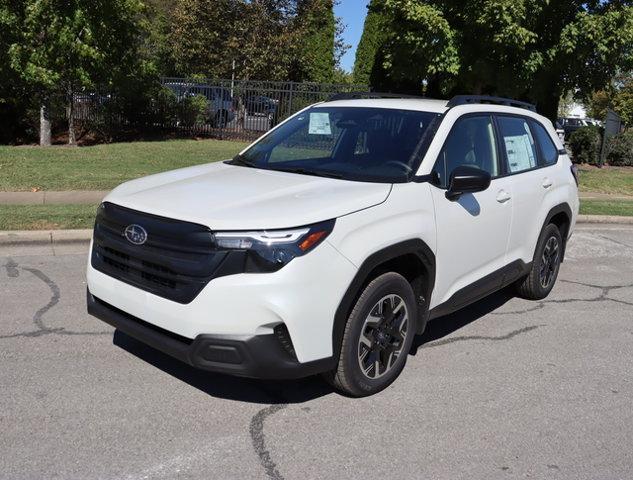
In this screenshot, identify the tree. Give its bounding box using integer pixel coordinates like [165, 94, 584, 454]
[170, 0, 303, 81]
[558, 91, 576, 118]
[169, 0, 343, 83]
[353, 0, 387, 85]
[9, 0, 146, 145]
[588, 73, 633, 124]
[613, 76, 633, 125]
[587, 89, 612, 121]
[364, 0, 633, 121]
[142, 0, 179, 76]
[0, 0, 31, 144]
[170, 0, 241, 78]
[232, 0, 303, 81]
[292, 0, 337, 82]
[333, 14, 351, 79]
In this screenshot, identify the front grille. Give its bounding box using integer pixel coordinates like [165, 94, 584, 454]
[91, 202, 231, 304]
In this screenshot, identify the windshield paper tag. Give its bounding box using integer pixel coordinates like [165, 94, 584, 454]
[308, 112, 332, 135]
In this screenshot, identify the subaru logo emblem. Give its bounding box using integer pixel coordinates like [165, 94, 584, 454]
[124, 224, 148, 245]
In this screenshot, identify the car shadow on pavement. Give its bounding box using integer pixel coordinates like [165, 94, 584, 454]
[113, 330, 335, 404]
[410, 287, 516, 354]
[113, 288, 515, 404]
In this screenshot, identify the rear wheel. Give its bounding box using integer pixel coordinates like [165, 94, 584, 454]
[327, 272, 417, 397]
[516, 223, 563, 300]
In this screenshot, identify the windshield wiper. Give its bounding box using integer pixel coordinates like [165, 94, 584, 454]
[227, 154, 257, 168]
[271, 167, 344, 180]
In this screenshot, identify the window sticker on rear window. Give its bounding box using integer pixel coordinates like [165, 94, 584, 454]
[308, 112, 332, 135]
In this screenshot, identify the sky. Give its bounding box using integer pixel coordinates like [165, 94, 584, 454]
[334, 0, 370, 72]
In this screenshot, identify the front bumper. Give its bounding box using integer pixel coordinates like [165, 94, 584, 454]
[87, 238, 357, 363]
[88, 290, 335, 379]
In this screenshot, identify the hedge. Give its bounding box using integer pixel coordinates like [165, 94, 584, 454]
[568, 126, 602, 165]
[607, 130, 633, 167]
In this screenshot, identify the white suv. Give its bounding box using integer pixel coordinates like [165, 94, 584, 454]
[87, 94, 579, 397]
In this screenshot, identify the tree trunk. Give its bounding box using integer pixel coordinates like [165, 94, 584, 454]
[532, 74, 562, 124]
[67, 89, 76, 145]
[537, 89, 561, 124]
[39, 103, 51, 146]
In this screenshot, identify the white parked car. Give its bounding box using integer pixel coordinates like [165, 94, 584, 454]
[87, 94, 579, 397]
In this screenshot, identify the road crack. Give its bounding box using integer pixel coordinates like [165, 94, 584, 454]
[423, 325, 542, 349]
[597, 234, 633, 250]
[1, 260, 110, 340]
[250, 403, 287, 480]
[490, 279, 633, 315]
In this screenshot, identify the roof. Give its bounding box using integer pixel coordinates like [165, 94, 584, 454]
[320, 98, 450, 114]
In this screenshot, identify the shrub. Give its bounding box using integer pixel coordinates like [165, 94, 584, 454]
[153, 86, 179, 126]
[179, 94, 209, 127]
[568, 126, 602, 165]
[607, 130, 633, 167]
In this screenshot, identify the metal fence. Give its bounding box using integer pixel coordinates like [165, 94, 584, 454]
[69, 78, 368, 142]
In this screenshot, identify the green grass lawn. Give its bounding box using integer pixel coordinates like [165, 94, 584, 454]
[579, 198, 633, 217]
[0, 204, 99, 230]
[578, 166, 633, 196]
[1, 140, 631, 196]
[0, 139, 248, 191]
[1, 140, 633, 229]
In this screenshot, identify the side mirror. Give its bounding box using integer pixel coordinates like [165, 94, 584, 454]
[446, 166, 491, 200]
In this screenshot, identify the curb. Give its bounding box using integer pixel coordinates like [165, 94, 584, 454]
[0, 229, 92, 246]
[1, 215, 632, 246]
[577, 215, 633, 224]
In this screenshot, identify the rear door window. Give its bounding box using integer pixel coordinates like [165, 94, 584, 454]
[496, 116, 538, 174]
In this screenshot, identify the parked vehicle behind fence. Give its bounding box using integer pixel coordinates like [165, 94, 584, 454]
[244, 95, 279, 120]
[164, 82, 236, 127]
[557, 117, 602, 140]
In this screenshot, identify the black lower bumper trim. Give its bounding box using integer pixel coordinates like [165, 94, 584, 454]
[87, 290, 335, 379]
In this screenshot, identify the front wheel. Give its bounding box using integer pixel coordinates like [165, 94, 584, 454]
[515, 223, 563, 300]
[327, 272, 417, 397]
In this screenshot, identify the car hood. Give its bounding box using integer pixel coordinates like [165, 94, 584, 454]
[104, 161, 392, 230]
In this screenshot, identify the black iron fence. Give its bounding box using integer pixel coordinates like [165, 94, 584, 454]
[68, 78, 368, 142]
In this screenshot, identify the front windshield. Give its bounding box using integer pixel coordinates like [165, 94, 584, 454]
[235, 107, 441, 183]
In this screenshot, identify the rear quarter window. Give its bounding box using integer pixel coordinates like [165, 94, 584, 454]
[530, 121, 558, 166]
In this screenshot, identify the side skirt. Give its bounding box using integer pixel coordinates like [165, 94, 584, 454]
[429, 260, 531, 320]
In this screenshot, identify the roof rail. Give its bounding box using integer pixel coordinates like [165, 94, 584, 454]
[327, 91, 424, 102]
[447, 95, 536, 112]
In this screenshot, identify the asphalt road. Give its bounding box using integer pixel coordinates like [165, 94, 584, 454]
[1, 224, 632, 480]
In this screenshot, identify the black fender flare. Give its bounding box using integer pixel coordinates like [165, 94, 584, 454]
[540, 203, 572, 262]
[331, 239, 436, 360]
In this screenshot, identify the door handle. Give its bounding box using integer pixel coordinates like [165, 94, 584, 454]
[542, 178, 553, 189]
[496, 190, 511, 203]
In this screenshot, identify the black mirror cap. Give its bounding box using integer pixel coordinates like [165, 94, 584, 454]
[446, 166, 492, 200]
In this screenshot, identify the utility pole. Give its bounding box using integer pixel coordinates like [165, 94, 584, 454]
[230, 60, 236, 98]
[39, 103, 51, 146]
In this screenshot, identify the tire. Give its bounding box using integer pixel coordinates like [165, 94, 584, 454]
[326, 272, 417, 397]
[515, 223, 563, 300]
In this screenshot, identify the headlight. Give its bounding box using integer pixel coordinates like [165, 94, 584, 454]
[213, 219, 335, 272]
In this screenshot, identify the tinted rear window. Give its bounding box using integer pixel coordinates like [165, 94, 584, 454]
[531, 121, 558, 166]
